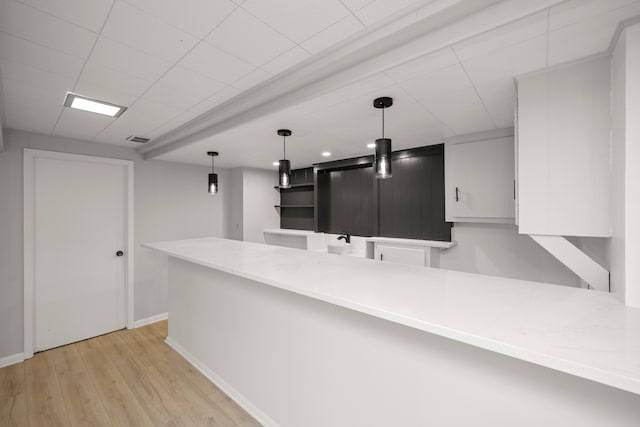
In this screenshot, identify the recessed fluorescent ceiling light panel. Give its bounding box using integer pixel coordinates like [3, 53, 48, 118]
[63, 92, 127, 117]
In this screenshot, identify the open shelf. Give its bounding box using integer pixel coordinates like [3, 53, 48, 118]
[275, 205, 314, 208]
[273, 183, 314, 189]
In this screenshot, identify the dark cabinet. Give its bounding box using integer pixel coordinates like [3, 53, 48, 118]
[315, 144, 451, 241]
[316, 165, 374, 236]
[378, 145, 451, 241]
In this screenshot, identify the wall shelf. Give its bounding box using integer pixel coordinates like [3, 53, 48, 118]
[277, 167, 315, 231]
[273, 183, 314, 190]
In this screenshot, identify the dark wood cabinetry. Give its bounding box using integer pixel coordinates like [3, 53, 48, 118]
[276, 145, 451, 241]
[314, 144, 451, 241]
[317, 164, 375, 236]
[275, 167, 315, 230]
[378, 145, 450, 241]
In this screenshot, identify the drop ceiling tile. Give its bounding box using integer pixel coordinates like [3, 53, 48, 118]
[122, 0, 237, 38]
[452, 11, 547, 61]
[300, 15, 364, 54]
[142, 82, 203, 112]
[207, 86, 241, 107]
[96, 98, 181, 142]
[330, 73, 395, 101]
[17, 0, 114, 32]
[206, 8, 294, 67]
[549, 0, 639, 30]
[354, 0, 419, 27]
[92, 121, 142, 145]
[126, 98, 183, 131]
[145, 119, 184, 139]
[341, 0, 375, 11]
[548, 3, 640, 65]
[75, 61, 154, 105]
[89, 36, 173, 82]
[231, 68, 272, 90]
[397, 63, 473, 102]
[53, 107, 116, 141]
[384, 47, 458, 83]
[241, 0, 351, 43]
[418, 86, 495, 135]
[101, 1, 199, 63]
[0, 33, 84, 79]
[5, 98, 60, 134]
[461, 35, 547, 102]
[482, 96, 515, 129]
[0, 0, 98, 58]
[0, 60, 76, 95]
[179, 42, 256, 85]
[3, 81, 63, 133]
[157, 67, 226, 100]
[261, 46, 311, 75]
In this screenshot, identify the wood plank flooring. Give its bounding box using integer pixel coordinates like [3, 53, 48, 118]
[0, 321, 262, 426]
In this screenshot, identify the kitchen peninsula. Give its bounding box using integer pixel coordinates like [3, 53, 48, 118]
[143, 237, 640, 427]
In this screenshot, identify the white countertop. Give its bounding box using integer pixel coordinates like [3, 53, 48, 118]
[143, 237, 640, 395]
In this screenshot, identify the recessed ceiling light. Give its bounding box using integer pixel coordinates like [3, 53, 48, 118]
[322, 151, 331, 157]
[367, 142, 376, 149]
[63, 92, 127, 117]
[272, 161, 279, 166]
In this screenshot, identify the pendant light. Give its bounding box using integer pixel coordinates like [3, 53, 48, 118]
[207, 151, 219, 194]
[373, 97, 393, 179]
[277, 129, 292, 189]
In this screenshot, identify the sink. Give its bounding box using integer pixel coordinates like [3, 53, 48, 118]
[327, 243, 352, 255]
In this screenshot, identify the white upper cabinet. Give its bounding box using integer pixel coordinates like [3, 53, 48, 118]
[445, 130, 515, 224]
[516, 56, 611, 237]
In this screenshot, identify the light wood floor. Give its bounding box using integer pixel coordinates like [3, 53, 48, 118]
[0, 321, 262, 426]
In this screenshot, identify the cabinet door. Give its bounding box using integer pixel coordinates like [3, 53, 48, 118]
[374, 244, 425, 266]
[447, 137, 515, 222]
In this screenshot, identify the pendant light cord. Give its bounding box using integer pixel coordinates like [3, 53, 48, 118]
[283, 135, 286, 159]
[382, 107, 385, 139]
[211, 154, 214, 172]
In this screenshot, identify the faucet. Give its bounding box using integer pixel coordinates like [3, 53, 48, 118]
[337, 233, 351, 244]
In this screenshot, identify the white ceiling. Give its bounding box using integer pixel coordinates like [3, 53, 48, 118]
[1, 0, 639, 169]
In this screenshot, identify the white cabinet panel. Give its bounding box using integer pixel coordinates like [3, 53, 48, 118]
[374, 244, 425, 267]
[446, 132, 515, 223]
[516, 56, 611, 237]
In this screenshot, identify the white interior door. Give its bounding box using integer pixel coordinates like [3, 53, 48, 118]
[32, 154, 128, 352]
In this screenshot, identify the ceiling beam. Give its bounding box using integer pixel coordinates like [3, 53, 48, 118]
[139, 0, 566, 160]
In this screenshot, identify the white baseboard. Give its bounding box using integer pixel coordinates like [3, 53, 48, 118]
[0, 353, 24, 368]
[165, 337, 280, 427]
[134, 312, 168, 328]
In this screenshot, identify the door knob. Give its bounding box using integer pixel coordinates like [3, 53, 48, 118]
[116, 250, 124, 257]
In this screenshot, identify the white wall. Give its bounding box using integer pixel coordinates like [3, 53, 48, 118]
[242, 168, 279, 244]
[0, 130, 226, 359]
[440, 223, 581, 287]
[225, 167, 279, 243]
[227, 168, 244, 241]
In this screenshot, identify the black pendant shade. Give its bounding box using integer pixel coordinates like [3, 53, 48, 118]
[278, 129, 292, 189]
[373, 97, 393, 179]
[207, 151, 219, 194]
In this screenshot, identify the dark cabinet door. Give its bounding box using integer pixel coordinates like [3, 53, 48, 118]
[317, 166, 374, 236]
[377, 145, 451, 241]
